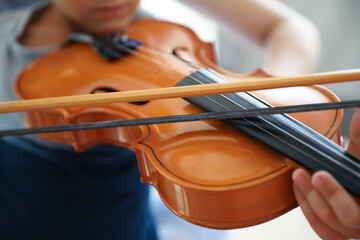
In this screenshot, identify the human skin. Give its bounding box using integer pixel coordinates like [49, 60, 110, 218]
[293, 108, 360, 240]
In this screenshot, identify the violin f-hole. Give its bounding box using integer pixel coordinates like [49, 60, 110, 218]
[172, 47, 192, 63]
[91, 87, 149, 105]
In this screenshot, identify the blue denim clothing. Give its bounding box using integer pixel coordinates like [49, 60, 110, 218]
[0, 137, 157, 240]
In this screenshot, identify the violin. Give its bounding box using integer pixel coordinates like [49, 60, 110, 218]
[3, 19, 360, 229]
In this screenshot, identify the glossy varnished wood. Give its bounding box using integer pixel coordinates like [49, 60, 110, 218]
[14, 20, 343, 228]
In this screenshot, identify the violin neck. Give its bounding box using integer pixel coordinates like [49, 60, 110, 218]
[177, 68, 360, 196]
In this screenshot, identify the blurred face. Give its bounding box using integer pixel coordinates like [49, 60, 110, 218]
[52, 0, 141, 34]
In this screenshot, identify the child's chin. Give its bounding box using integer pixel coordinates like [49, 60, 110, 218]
[85, 23, 129, 36]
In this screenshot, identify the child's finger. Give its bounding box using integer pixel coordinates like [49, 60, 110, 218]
[292, 173, 347, 240]
[292, 169, 348, 233]
[347, 108, 360, 158]
[312, 171, 360, 230]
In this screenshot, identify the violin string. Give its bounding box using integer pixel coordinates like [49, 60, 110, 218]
[102, 44, 199, 88]
[136, 43, 206, 70]
[95, 40, 360, 174]
[191, 72, 360, 174]
[114, 38, 203, 84]
[198, 89, 360, 174]
[116, 55, 182, 84]
[119, 43, 253, 118]
[120, 45, 196, 76]
[118, 44, 217, 88]
[0, 99, 359, 137]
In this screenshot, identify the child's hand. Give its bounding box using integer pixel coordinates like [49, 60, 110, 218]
[293, 169, 360, 239]
[293, 108, 360, 239]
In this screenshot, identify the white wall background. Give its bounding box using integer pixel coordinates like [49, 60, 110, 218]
[217, 0, 360, 136]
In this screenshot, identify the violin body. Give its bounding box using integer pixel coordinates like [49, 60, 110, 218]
[15, 20, 343, 228]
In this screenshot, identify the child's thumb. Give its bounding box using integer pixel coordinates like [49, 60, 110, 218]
[347, 108, 360, 158]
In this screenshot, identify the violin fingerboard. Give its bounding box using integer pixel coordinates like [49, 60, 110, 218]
[177, 68, 360, 196]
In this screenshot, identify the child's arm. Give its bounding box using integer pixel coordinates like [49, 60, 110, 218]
[293, 108, 360, 240]
[179, 0, 320, 76]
